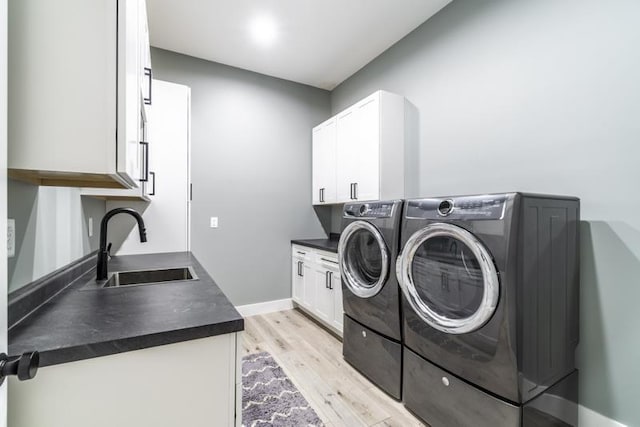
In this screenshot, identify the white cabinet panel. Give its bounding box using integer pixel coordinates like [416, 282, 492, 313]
[302, 262, 314, 310]
[312, 118, 337, 204]
[292, 258, 304, 303]
[118, 0, 142, 186]
[331, 273, 344, 332]
[314, 267, 334, 324]
[114, 81, 191, 255]
[352, 95, 380, 202]
[8, 334, 240, 427]
[336, 108, 359, 202]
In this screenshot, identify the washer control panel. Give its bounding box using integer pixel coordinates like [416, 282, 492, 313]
[344, 202, 396, 218]
[406, 194, 508, 220]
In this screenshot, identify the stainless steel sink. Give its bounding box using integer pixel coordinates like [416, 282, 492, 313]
[100, 267, 198, 288]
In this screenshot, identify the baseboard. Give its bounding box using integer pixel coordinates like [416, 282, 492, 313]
[235, 298, 294, 317]
[579, 405, 627, 427]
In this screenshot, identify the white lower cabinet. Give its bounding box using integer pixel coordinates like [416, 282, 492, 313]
[291, 245, 343, 336]
[8, 333, 243, 427]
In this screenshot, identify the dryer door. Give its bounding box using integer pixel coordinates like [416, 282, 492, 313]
[339, 221, 389, 298]
[397, 222, 499, 334]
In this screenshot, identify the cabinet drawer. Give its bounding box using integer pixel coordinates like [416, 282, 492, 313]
[403, 348, 520, 427]
[291, 245, 311, 261]
[314, 251, 338, 268]
[343, 316, 401, 399]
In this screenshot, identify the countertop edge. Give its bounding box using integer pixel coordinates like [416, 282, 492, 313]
[38, 318, 245, 367]
[291, 239, 339, 254]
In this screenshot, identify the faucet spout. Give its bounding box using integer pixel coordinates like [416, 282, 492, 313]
[96, 208, 147, 280]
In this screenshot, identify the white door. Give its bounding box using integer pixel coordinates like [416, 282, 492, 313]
[116, 0, 142, 187]
[1, 0, 8, 421]
[311, 118, 337, 205]
[116, 81, 191, 255]
[313, 267, 334, 324]
[352, 94, 380, 202]
[335, 108, 359, 202]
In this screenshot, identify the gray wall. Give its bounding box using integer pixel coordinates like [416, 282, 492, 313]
[150, 48, 331, 306]
[331, 0, 640, 424]
[8, 180, 105, 292]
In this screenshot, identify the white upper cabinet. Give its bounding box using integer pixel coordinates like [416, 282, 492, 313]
[312, 118, 337, 204]
[313, 90, 406, 205]
[8, 0, 151, 189]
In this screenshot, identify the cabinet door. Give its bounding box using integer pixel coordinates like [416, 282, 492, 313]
[314, 267, 334, 324]
[331, 273, 344, 332]
[336, 108, 359, 202]
[117, 0, 142, 187]
[301, 262, 314, 310]
[312, 119, 337, 205]
[352, 95, 380, 202]
[291, 258, 304, 304]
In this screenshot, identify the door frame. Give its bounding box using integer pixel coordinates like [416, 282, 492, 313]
[1, 0, 9, 423]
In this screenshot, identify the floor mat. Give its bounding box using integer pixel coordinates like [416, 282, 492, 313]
[242, 351, 323, 427]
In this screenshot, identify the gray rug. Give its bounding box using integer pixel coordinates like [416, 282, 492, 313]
[242, 352, 323, 427]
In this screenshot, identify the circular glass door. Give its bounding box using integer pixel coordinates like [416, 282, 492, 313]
[396, 223, 499, 334]
[338, 221, 389, 298]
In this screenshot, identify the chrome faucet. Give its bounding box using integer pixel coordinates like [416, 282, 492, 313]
[96, 208, 147, 280]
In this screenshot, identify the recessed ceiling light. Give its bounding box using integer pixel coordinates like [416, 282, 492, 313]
[249, 15, 278, 47]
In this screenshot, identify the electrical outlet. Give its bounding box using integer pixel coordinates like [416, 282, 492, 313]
[7, 218, 15, 258]
[88, 217, 93, 237]
[210, 217, 219, 228]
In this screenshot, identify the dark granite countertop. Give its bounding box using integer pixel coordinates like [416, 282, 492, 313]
[9, 252, 244, 367]
[291, 234, 340, 253]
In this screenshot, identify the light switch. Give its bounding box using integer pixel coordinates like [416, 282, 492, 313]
[210, 217, 219, 228]
[7, 218, 15, 258]
[88, 217, 93, 237]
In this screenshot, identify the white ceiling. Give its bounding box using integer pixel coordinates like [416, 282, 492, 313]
[147, 0, 452, 90]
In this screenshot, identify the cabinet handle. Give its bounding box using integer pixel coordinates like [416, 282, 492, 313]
[299, 261, 304, 277]
[320, 258, 338, 264]
[319, 188, 325, 203]
[325, 271, 330, 289]
[149, 171, 156, 196]
[296, 251, 306, 255]
[354, 182, 358, 200]
[349, 183, 354, 200]
[143, 67, 152, 105]
[0, 351, 40, 386]
[139, 141, 149, 182]
[328, 271, 333, 290]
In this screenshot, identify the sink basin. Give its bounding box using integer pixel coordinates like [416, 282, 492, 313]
[101, 267, 198, 288]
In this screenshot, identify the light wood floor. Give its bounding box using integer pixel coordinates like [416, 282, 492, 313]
[241, 309, 425, 427]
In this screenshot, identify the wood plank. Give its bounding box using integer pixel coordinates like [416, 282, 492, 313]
[243, 309, 424, 427]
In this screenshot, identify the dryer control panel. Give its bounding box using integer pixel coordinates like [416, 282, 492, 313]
[406, 194, 508, 220]
[344, 201, 397, 218]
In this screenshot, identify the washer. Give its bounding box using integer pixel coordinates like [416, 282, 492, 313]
[396, 193, 580, 426]
[338, 200, 403, 399]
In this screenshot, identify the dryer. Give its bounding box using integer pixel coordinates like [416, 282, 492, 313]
[338, 200, 403, 399]
[396, 193, 580, 426]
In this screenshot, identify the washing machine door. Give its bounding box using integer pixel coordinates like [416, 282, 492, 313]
[397, 222, 499, 334]
[339, 221, 389, 298]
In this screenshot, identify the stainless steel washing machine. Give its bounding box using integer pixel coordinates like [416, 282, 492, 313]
[396, 193, 580, 426]
[338, 200, 403, 399]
